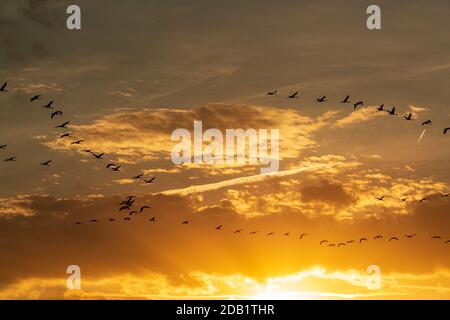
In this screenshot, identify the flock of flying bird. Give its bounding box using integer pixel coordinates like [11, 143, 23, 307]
[0, 81, 157, 178]
[1, 81, 450, 247]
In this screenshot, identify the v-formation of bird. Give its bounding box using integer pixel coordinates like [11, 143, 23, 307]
[1, 81, 156, 184]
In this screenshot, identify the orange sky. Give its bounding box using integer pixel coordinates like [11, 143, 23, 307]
[0, 0, 449, 299]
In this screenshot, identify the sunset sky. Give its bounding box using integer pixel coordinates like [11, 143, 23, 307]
[0, 0, 449, 299]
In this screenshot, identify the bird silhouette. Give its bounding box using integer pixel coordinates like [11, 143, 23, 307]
[43, 101, 54, 109]
[299, 233, 308, 240]
[444, 127, 450, 135]
[149, 217, 157, 222]
[124, 217, 131, 221]
[431, 235, 442, 240]
[422, 120, 431, 126]
[288, 92, 298, 99]
[316, 96, 327, 102]
[418, 197, 428, 203]
[90, 152, 105, 159]
[387, 107, 397, 115]
[119, 205, 130, 212]
[353, 101, 363, 110]
[129, 211, 138, 216]
[59, 133, 72, 139]
[266, 232, 274, 236]
[249, 231, 258, 235]
[133, 174, 144, 179]
[75, 221, 82, 225]
[182, 220, 190, 225]
[215, 225, 223, 230]
[40, 160, 52, 166]
[338, 243, 346, 247]
[267, 90, 277, 95]
[234, 229, 243, 234]
[405, 234, 416, 238]
[328, 243, 336, 247]
[4, 157, 16, 162]
[400, 197, 407, 202]
[111, 165, 121, 172]
[0, 82, 8, 92]
[30, 95, 41, 102]
[320, 240, 328, 245]
[0, 144, 7, 149]
[71, 140, 84, 145]
[376, 104, 384, 111]
[441, 193, 449, 197]
[90, 219, 98, 223]
[341, 95, 351, 103]
[51, 111, 63, 119]
[143, 177, 156, 183]
[403, 113, 413, 120]
[140, 205, 150, 213]
[359, 238, 368, 243]
[374, 235, 383, 240]
[284, 232, 290, 236]
[445, 240, 450, 244]
[55, 121, 70, 128]
[346, 240, 356, 244]
[389, 237, 399, 242]
[106, 163, 117, 168]
[108, 218, 115, 222]
[375, 195, 384, 201]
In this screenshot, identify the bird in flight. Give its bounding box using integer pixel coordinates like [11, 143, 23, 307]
[266, 232, 274, 236]
[143, 177, 156, 184]
[111, 165, 121, 172]
[30, 95, 41, 102]
[445, 240, 450, 244]
[55, 121, 70, 129]
[71, 140, 84, 145]
[299, 233, 308, 240]
[0, 82, 8, 92]
[43, 101, 54, 109]
[128, 211, 138, 216]
[375, 195, 384, 201]
[346, 240, 356, 244]
[133, 173, 144, 179]
[0, 144, 7, 149]
[124, 217, 131, 221]
[140, 205, 150, 213]
[359, 237, 368, 243]
[373, 235, 383, 240]
[149, 217, 157, 222]
[108, 218, 115, 222]
[422, 120, 431, 126]
[234, 229, 243, 234]
[249, 231, 258, 235]
[444, 127, 450, 135]
[376, 104, 384, 111]
[387, 107, 397, 115]
[316, 96, 327, 102]
[337, 243, 346, 247]
[51, 111, 63, 119]
[59, 133, 72, 139]
[266, 90, 277, 95]
[284, 232, 290, 236]
[75, 221, 82, 225]
[431, 235, 442, 240]
[4, 157, 16, 162]
[106, 163, 117, 168]
[328, 243, 336, 247]
[389, 237, 399, 242]
[405, 234, 416, 239]
[90, 219, 98, 223]
[441, 193, 449, 197]
[341, 95, 351, 103]
[215, 225, 223, 230]
[400, 197, 407, 202]
[353, 101, 363, 110]
[288, 92, 298, 99]
[320, 240, 328, 245]
[182, 220, 190, 225]
[40, 160, 52, 166]
[90, 152, 105, 159]
[418, 197, 428, 203]
[119, 205, 130, 212]
[403, 113, 413, 121]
